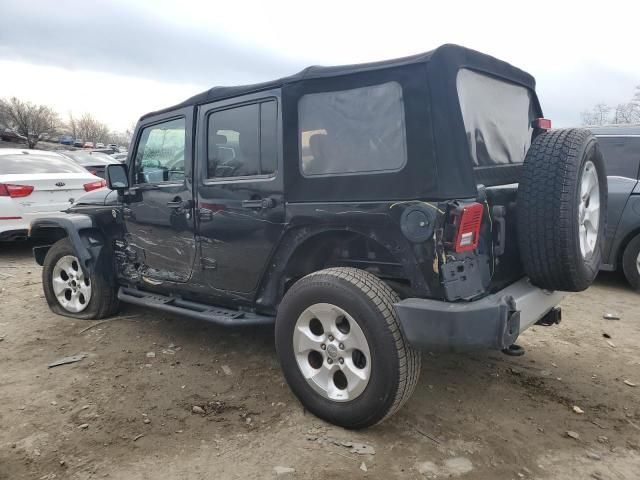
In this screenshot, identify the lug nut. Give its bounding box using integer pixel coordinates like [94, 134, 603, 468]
[321, 344, 326, 350]
[327, 358, 333, 364]
[328, 335, 334, 341]
[339, 343, 344, 350]
[339, 357, 344, 364]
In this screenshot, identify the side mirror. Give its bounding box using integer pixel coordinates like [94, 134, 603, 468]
[106, 164, 129, 191]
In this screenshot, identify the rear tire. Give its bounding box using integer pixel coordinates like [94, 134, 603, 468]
[275, 267, 421, 429]
[622, 234, 640, 291]
[42, 238, 119, 319]
[517, 129, 607, 291]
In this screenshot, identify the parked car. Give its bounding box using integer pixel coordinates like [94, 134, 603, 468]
[60, 135, 74, 145]
[59, 150, 120, 179]
[110, 152, 128, 162]
[0, 148, 67, 159]
[0, 153, 105, 242]
[1, 128, 27, 143]
[83, 142, 95, 149]
[107, 143, 120, 152]
[29, 44, 607, 428]
[73, 139, 84, 147]
[590, 125, 640, 290]
[95, 142, 105, 148]
[91, 147, 118, 155]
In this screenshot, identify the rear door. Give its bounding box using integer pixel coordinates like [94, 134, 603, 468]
[195, 90, 285, 293]
[123, 109, 196, 283]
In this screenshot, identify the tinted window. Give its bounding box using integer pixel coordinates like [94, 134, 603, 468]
[597, 136, 640, 179]
[134, 118, 186, 184]
[0, 155, 88, 174]
[207, 100, 277, 178]
[298, 82, 407, 177]
[457, 68, 535, 167]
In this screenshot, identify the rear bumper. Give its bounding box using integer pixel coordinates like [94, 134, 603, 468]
[394, 278, 566, 351]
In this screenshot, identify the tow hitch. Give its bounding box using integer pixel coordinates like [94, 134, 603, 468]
[535, 307, 562, 326]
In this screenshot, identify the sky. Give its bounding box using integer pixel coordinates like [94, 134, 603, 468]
[0, 0, 638, 132]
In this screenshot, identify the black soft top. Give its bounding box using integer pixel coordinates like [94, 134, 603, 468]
[142, 44, 535, 120]
[141, 44, 541, 201]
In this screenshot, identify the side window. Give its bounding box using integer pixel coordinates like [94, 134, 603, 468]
[207, 100, 277, 178]
[597, 136, 640, 179]
[298, 82, 407, 176]
[134, 118, 186, 184]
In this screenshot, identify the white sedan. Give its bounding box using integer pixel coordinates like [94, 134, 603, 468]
[0, 151, 105, 241]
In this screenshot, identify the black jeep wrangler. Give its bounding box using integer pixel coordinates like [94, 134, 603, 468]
[30, 44, 607, 429]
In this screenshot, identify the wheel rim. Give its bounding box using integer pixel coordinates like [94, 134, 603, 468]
[578, 161, 600, 259]
[292, 303, 371, 402]
[52, 255, 92, 313]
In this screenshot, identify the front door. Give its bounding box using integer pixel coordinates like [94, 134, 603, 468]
[123, 111, 196, 282]
[195, 92, 285, 293]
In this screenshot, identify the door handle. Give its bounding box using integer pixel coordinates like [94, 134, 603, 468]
[167, 199, 194, 209]
[242, 197, 276, 209]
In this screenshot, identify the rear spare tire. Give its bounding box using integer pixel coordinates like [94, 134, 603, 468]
[517, 129, 607, 291]
[275, 267, 421, 429]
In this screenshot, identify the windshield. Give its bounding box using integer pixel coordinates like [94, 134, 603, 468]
[0, 155, 89, 174]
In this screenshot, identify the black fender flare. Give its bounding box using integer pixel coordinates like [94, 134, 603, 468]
[30, 214, 108, 277]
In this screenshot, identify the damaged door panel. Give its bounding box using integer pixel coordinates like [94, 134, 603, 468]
[119, 110, 197, 283]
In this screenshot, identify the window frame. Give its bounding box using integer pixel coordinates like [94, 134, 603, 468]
[594, 134, 640, 180]
[203, 97, 279, 184]
[130, 114, 188, 187]
[297, 80, 409, 179]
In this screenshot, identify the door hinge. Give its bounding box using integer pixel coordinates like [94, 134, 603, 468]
[201, 257, 217, 270]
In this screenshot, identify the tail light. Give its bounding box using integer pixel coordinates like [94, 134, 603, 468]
[532, 118, 552, 130]
[0, 183, 34, 198]
[84, 179, 106, 192]
[453, 202, 484, 253]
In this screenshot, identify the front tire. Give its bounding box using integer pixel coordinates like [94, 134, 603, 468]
[622, 234, 640, 291]
[42, 238, 119, 319]
[275, 267, 421, 429]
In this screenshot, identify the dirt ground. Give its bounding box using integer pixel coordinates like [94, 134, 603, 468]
[1, 242, 639, 480]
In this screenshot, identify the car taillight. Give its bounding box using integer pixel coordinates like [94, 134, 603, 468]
[84, 179, 106, 192]
[532, 118, 552, 130]
[454, 202, 484, 253]
[0, 183, 34, 198]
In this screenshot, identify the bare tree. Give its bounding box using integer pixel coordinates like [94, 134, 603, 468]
[67, 111, 78, 140]
[0, 96, 60, 148]
[612, 103, 640, 124]
[75, 113, 110, 144]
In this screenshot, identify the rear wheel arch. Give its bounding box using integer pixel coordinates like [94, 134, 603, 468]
[256, 227, 417, 309]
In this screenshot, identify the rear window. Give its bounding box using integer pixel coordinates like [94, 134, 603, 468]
[596, 136, 640, 179]
[457, 68, 535, 167]
[298, 81, 408, 177]
[62, 151, 117, 165]
[0, 155, 88, 174]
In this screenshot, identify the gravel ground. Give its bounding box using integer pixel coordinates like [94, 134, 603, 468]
[0, 242, 639, 480]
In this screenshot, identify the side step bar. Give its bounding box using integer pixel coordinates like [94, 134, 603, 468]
[117, 287, 275, 326]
